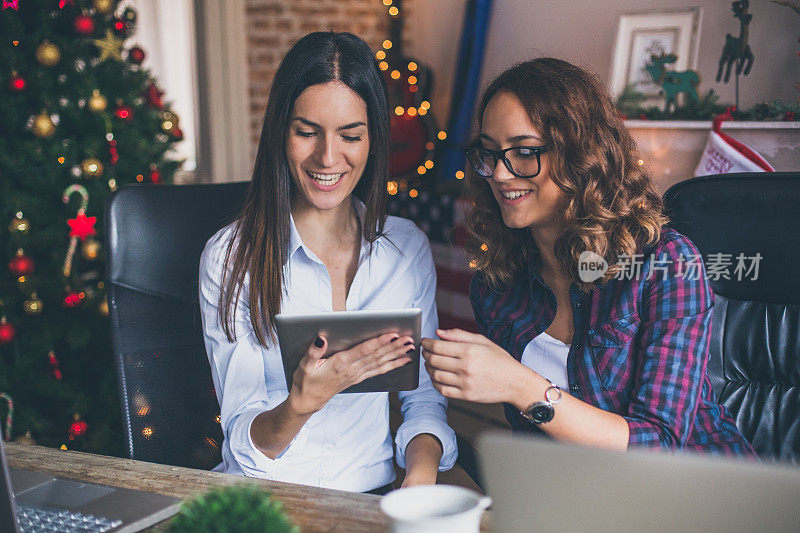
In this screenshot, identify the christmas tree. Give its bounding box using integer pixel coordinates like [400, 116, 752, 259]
[0, 0, 182, 454]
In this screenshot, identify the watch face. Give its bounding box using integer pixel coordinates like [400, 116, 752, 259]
[530, 403, 555, 424]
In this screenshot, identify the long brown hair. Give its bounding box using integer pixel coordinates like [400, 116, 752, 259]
[219, 32, 391, 346]
[464, 58, 667, 290]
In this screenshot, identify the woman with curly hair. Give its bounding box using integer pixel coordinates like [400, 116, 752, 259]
[421, 58, 753, 454]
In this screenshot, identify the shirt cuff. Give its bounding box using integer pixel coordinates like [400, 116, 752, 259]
[626, 417, 671, 449]
[228, 408, 307, 478]
[394, 411, 458, 471]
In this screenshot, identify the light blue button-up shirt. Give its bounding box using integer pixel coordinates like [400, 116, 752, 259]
[199, 200, 457, 492]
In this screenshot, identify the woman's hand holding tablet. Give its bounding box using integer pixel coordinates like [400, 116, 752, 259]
[288, 333, 414, 415]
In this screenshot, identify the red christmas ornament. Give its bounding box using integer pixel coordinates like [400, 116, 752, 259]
[0, 318, 15, 345]
[66, 211, 97, 240]
[73, 14, 95, 36]
[8, 74, 26, 93]
[149, 167, 161, 184]
[63, 290, 84, 307]
[128, 46, 145, 65]
[9, 249, 34, 276]
[107, 138, 119, 165]
[68, 414, 87, 440]
[2, 1, 19, 11]
[170, 127, 183, 140]
[143, 82, 164, 109]
[59, 0, 76, 8]
[112, 17, 128, 37]
[114, 104, 132, 121]
[48, 350, 63, 381]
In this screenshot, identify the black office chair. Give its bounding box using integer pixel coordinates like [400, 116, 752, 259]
[105, 182, 248, 470]
[663, 172, 800, 464]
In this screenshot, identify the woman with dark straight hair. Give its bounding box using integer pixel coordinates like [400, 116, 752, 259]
[199, 32, 457, 493]
[421, 58, 753, 456]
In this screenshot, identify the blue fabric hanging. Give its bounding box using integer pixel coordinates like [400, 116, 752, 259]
[440, 0, 493, 181]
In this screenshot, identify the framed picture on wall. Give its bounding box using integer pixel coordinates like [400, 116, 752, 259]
[609, 9, 702, 98]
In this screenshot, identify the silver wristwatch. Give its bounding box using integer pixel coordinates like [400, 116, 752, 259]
[520, 380, 562, 424]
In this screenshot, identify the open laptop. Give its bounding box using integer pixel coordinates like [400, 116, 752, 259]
[1, 438, 182, 532]
[479, 432, 800, 533]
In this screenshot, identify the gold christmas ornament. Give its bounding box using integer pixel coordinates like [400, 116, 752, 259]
[93, 0, 114, 15]
[32, 111, 56, 138]
[80, 158, 104, 178]
[14, 431, 36, 445]
[8, 213, 29, 235]
[36, 40, 61, 67]
[23, 293, 43, 315]
[81, 237, 101, 261]
[87, 89, 108, 113]
[92, 29, 124, 62]
[98, 297, 109, 316]
[159, 111, 179, 133]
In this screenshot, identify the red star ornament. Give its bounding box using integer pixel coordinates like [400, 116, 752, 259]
[67, 211, 97, 240]
[143, 82, 164, 108]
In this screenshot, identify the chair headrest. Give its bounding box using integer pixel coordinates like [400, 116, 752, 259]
[664, 172, 800, 305]
[105, 182, 249, 303]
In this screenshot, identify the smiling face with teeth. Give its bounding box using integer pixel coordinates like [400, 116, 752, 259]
[480, 91, 566, 233]
[286, 81, 371, 213]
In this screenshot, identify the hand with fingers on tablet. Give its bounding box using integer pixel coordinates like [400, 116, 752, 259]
[421, 328, 528, 404]
[288, 332, 414, 416]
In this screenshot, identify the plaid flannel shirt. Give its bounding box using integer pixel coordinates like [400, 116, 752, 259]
[470, 227, 754, 455]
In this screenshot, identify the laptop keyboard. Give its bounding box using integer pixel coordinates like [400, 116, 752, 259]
[16, 503, 123, 532]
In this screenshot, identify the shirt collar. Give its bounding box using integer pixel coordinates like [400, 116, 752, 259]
[288, 197, 372, 260]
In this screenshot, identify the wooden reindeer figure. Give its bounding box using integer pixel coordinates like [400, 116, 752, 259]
[645, 53, 699, 113]
[717, 0, 754, 82]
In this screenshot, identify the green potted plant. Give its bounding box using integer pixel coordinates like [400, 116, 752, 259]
[166, 485, 298, 533]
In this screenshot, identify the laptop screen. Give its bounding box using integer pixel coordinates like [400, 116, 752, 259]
[0, 439, 21, 533]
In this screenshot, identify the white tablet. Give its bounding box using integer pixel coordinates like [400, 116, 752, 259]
[274, 308, 422, 393]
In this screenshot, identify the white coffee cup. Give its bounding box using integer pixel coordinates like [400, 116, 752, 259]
[380, 485, 491, 533]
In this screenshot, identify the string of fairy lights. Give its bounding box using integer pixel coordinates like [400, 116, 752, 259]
[377, 0, 466, 202]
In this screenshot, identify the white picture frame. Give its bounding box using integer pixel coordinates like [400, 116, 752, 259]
[609, 9, 702, 99]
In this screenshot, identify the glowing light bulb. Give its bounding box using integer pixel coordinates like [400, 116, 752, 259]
[417, 166, 426, 175]
[424, 159, 434, 169]
[418, 107, 427, 115]
[455, 170, 465, 180]
[408, 75, 417, 85]
[391, 70, 400, 79]
[409, 189, 418, 198]
[376, 50, 386, 60]
[420, 101, 430, 109]
[408, 61, 418, 71]
[383, 40, 392, 50]
[407, 107, 417, 116]
[379, 61, 389, 71]
[437, 131, 447, 140]
[394, 106, 404, 116]
[388, 6, 398, 15]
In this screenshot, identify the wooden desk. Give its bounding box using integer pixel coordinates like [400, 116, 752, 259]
[5, 442, 492, 532]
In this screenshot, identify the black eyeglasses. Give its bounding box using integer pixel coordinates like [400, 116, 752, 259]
[465, 145, 550, 179]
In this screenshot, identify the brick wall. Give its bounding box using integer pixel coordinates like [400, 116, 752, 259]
[245, 0, 410, 161]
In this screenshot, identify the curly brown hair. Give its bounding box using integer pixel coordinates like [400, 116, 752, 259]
[463, 57, 667, 290]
